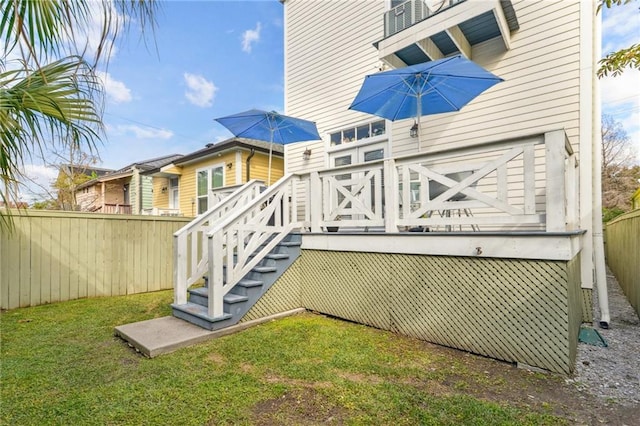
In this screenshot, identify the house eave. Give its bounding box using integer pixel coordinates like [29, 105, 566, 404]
[376, 0, 518, 67]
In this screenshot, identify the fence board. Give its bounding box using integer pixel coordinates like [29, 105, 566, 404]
[19, 220, 31, 308]
[605, 210, 640, 318]
[1, 211, 190, 310]
[30, 217, 42, 307]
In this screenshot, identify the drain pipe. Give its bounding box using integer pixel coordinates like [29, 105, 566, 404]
[592, 11, 610, 328]
[246, 149, 255, 182]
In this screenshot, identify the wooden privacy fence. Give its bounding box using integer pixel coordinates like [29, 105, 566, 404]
[0, 210, 190, 310]
[604, 209, 640, 318]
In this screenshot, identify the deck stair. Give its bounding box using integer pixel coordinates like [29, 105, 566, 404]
[171, 233, 301, 330]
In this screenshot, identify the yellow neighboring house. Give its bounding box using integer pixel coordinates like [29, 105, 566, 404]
[144, 138, 284, 217]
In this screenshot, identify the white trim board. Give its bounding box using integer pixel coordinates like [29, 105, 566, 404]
[300, 232, 584, 262]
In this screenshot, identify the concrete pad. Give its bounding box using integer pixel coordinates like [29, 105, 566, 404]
[114, 308, 306, 357]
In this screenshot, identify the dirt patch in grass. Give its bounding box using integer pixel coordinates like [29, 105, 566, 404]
[251, 387, 347, 425]
[250, 335, 638, 425]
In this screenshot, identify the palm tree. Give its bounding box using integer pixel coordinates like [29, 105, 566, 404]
[0, 0, 158, 230]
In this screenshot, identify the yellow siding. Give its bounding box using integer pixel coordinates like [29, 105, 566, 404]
[157, 150, 285, 217]
[152, 177, 170, 209]
[177, 151, 237, 217]
[245, 151, 284, 184]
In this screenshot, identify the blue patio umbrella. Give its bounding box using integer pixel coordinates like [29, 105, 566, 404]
[349, 55, 503, 150]
[214, 109, 320, 185]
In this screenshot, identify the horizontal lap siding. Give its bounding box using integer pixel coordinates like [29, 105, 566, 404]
[392, 1, 582, 156]
[284, 0, 583, 169]
[285, 0, 386, 156]
[152, 177, 171, 210]
[0, 211, 190, 310]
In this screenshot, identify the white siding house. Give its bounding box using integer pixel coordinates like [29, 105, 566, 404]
[283, 0, 605, 318]
[165, 0, 605, 375]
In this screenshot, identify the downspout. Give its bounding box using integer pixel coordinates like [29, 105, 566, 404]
[246, 148, 255, 182]
[592, 6, 610, 328]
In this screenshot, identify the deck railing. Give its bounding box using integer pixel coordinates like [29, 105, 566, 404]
[307, 130, 577, 233]
[173, 180, 265, 305]
[205, 174, 309, 317]
[173, 130, 578, 318]
[100, 203, 132, 214]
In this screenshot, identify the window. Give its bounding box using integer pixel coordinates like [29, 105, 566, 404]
[329, 120, 385, 147]
[196, 165, 224, 214]
[169, 178, 179, 209]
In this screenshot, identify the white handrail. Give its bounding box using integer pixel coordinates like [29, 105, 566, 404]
[173, 180, 265, 305]
[205, 174, 308, 317]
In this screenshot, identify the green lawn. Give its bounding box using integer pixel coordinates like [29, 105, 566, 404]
[1, 291, 566, 425]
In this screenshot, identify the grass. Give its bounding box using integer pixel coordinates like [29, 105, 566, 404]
[1, 291, 568, 425]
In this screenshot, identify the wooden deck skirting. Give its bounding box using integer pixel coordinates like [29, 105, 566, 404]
[243, 248, 583, 375]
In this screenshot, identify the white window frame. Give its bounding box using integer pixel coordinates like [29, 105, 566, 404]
[195, 163, 225, 214]
[169, 177, 179, 210]
[327, 119, 389, 156]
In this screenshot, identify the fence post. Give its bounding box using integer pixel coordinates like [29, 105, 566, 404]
[545, 130, 567, 232]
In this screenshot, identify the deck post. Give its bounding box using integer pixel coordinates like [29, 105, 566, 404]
[208, 231, 225, 318]
[173, 233, 187, 305]
[545, 130, 567, 232]
[384, 158, 398, 232]
[310, 171, 322, 232]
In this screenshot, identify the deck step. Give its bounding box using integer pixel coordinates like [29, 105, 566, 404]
[172, 302, 233, 330]
[237, 279, 264, 288]
[252, 266, 277, 273]
[265, 253, 290, 260]
[278, 241, 301, 247]
[174, 232, 302, 331]
[224, 293, 249, 304]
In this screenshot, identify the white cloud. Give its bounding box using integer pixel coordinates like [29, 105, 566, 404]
[601, 69, 640, 108]
[183, 73, 217, 107]
[242, 22, 262, 53]
[601, 3, 640, 54]
[96, 71, 132, 103]
[17, 164, 59, 201]
[113, 124, 174, 140]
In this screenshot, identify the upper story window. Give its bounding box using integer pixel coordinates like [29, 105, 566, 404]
[329, 120, 386, 147]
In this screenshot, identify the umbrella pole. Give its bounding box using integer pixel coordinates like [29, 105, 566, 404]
[267, 144, 273, 186]
[417, 92, 422, 151]
[267, 127, 274, 186]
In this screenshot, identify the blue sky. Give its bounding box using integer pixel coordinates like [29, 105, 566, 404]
[99, 0, 285, 166]
[19, 1, 640, 201]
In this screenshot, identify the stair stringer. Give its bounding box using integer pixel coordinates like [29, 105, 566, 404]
[171, 233, 301, 330]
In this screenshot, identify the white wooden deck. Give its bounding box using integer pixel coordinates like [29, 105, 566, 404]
[173, 129, 582, 321]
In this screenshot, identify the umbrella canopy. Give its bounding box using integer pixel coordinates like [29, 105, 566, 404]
[349, 55, 503, 149]
[214, 109, 320, 185]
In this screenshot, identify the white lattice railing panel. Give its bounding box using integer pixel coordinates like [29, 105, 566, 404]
[304, 130, 577, 233]
[312, 162, 386, 229]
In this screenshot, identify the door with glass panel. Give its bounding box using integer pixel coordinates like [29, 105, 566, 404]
[328, 142, 387, 223]
[169, 177, 179, 211]
[196, 165, 224, 214]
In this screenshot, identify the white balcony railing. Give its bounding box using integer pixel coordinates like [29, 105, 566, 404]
[384, 0, 465, 37]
